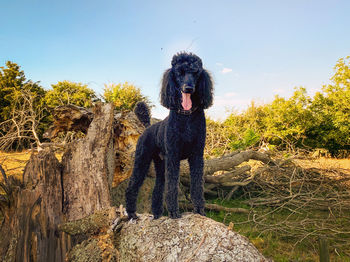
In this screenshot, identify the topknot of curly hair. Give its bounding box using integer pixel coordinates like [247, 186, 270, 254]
[171, 52, 203, 68]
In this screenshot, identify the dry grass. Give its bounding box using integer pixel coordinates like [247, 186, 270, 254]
[295, 157, 350, 188]
[0, 150, 31, 181]
[295, 157, 350, 175]
[0, 150, 63, 182]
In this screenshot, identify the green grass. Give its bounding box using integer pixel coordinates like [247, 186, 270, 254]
[205, 198, 350, 262]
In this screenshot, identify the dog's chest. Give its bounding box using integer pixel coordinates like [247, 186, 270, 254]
[178, 120, 197, 142]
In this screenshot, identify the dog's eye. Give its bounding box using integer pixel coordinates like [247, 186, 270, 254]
[175, 71, 182, 77]
[177, 70, 185, 77]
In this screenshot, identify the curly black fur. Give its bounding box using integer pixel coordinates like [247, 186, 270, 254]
[126, 52, 214, 219]
[134, 101, 151, 128]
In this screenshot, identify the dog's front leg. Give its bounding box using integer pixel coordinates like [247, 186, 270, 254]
[188, 154, 206, 216]
[165, 156, 181, 219]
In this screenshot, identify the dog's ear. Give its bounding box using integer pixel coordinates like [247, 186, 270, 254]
[160, 69, 178, 109]
[197, 69, 214, 109]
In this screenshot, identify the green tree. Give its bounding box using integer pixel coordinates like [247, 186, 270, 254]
[45, 81, 97, 108]
[103, 82, 151, 111]
[0, 61, 46, 122]
[222, 88, 313, 152]
[308, 56, 350, 154]
[0, 61, 48, 150]
[206, 56, 350, 156]
[261, 87, 313, 150]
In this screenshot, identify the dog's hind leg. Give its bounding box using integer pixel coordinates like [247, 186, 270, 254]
[125, 138, 153, 220]
[151, 156, 165, 219]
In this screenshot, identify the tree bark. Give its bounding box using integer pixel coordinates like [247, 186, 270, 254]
[0, 149, 70, 262]
[0, 103, 116, 261]
[61, 103, 115, 221]
[43, 104, 93, 139]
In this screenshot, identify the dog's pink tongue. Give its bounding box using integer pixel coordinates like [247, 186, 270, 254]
[181, 93, 192, 110]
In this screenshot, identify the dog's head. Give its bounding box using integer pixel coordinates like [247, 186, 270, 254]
[160, 52, 213, 111]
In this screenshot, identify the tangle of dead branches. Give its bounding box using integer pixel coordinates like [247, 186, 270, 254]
[234, 161, 350, 255]
[0, 89, 46, 151]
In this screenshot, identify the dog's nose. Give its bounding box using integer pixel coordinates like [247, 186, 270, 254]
[182, 85, 195, 94]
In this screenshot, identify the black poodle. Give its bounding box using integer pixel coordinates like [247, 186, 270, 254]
[125, 52, 214, 219]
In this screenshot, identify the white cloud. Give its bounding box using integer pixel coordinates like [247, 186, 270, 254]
[221, 67, 233, 74]
[216, 62, 223, 66]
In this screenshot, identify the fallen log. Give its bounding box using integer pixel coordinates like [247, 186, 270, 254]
[180, 202, 249, 214]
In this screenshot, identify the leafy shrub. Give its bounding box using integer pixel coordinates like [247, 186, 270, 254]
[205, 56, 350, 157]
[229, 128, 261, 150]
[45, 80, 97, 108]
[103, 82, 151, 111]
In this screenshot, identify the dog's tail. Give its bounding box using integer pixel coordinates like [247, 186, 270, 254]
[134, 101, 151, 128]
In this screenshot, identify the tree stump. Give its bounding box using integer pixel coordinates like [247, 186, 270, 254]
[0, 149, 70, 262]
[61, 103, 115, 221]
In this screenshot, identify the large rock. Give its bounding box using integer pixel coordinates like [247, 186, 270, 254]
[118, 213, 269, 262]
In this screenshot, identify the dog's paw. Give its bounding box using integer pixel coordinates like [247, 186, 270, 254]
[153, 214, 162, 220]
[194, 208, 206, 216]
[169, 211, 182, 219]
[127, 212, 138, 220]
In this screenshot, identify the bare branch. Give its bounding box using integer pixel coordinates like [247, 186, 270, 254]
[0, 89, 45, 151]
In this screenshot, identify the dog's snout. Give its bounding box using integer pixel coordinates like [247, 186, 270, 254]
[182, 85, 195, 93]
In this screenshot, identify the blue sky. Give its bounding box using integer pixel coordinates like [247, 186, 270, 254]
[1, 0, 349, 119]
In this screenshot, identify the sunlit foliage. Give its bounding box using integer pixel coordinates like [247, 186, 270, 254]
[103, 82, 151, 111]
